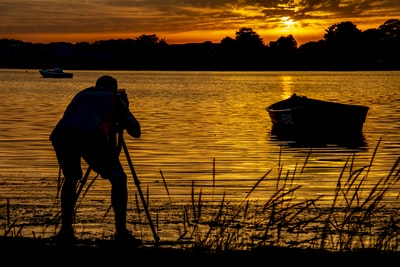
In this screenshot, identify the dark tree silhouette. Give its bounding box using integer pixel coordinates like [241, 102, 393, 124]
[378, 19, 400, 41]
[135, 34, 168, 46]
[268, 35, 299, 69]
[1, 20, 400, 70]
[322, 21, 363, 69]
[324, 21, 362, 43]
[377, 19, 400, 68]
[269, 35, 297, 51]
[235, 27, 264, 48]
[225, 27, 268, 69]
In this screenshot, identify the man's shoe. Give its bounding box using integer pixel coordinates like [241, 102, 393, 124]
[114, 230, 142, 247]
[53, 229, 77, 247]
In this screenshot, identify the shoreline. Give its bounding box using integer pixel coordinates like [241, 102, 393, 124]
[1, 236, 399, 265]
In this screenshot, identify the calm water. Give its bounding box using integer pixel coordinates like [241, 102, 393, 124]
[1, 69, 399, 240]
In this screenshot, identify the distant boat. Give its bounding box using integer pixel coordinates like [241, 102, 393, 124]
[39, 68, 73, 78]
[266, 94, 369, 138]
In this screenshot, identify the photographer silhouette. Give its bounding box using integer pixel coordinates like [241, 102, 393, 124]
[50, 75, 141, 247]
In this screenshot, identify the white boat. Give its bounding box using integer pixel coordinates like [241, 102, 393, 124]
[39, 68, 73, 78]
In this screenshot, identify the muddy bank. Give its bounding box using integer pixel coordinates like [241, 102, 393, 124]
[1, 236, 399, 266]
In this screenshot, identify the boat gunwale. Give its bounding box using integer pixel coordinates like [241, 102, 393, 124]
[267, 95, 369, 113]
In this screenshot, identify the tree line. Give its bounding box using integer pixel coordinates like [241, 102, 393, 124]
[1, 19, 399, 71]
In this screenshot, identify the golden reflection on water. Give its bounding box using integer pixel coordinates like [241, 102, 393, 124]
[279, 75, 295, 99]
[1, 69, 400, 240]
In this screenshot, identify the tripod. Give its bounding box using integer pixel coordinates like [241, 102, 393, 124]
[117, 131, 160, 246]
[72, 130, 160, 246]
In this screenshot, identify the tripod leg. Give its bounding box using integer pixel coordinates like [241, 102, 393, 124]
[76, 167, 91, 199]
[121, 137, 160, 245]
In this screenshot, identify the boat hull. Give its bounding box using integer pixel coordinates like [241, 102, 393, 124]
[39, 69, 73, 78]
[267, 94, 369, 138]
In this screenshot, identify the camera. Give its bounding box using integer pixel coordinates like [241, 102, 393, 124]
[116, 88, 127, 97]
[116, 89, 129, 106]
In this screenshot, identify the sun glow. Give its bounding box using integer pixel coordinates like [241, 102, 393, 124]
[281, 16, 295, 27]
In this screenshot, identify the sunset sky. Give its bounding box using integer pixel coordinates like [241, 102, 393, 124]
[1, 0, 399, 46]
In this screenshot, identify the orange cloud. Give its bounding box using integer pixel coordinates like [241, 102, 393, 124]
[1, 0, 399, 45]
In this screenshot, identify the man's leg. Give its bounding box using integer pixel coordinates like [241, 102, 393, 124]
[109, 170, 141, 246]
[52, 136, 82, 243]
[60, 173, 79, 235]
[86, 154, 141, 245]
[84, 134, 141, 246]
[110, 171, 128, 234]
[84, 137, 128, 233]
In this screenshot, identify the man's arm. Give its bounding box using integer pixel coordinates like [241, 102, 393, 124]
[117, 97, 141, 138]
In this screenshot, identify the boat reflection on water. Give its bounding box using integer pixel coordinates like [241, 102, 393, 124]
[270, 126, 368, 149]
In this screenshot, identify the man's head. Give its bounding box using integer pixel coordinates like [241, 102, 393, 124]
[95, 75, 118, 92]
